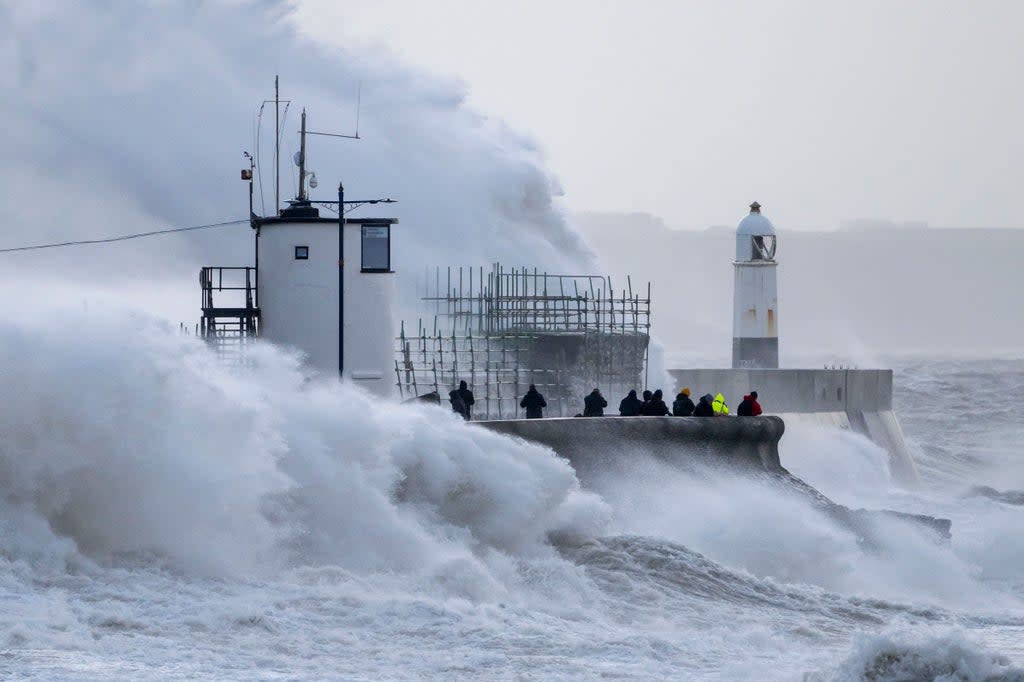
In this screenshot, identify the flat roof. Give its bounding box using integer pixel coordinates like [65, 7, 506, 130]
[253, 216, 399, 228]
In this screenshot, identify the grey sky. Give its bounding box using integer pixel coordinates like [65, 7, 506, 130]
[295, 0, 1024, 230]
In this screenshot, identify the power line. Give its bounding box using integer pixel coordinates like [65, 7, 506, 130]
[0, 219, 249, 254]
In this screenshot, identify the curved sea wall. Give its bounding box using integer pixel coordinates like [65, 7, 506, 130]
[478, 416, 786, 479]
[477, 414, 949, 542]
[668, 368, 919, 485]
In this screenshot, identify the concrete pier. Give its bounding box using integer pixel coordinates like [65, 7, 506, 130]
[477, 414, 947, 542]
[478, 416, 787, 480]
[668, 368, 919, 485]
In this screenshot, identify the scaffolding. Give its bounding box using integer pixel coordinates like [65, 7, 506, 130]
[396, 264, 651, 419]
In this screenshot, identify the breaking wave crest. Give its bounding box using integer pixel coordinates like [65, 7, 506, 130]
[0, 302, 607, 587]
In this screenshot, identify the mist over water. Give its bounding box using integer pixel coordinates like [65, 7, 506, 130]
[0, 303, 1022, 679]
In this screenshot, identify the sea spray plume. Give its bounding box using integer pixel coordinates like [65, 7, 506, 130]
[585, 448, 998, 609]
[0, 1, 595, 310]
[806, 628, 1024, 682]
[0, 301, 609, 584]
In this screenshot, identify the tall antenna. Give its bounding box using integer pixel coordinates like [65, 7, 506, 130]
[298, 108, 308, 201]
[355, 81, 362, 139]
[274, 75, 280, 215]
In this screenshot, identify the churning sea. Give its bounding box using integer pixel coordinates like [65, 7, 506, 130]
[1, 307, 1022, 680]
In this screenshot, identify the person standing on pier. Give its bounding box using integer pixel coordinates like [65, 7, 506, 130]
[520, 385, 547, 419]
[694, 394, 715, 416]
[646, 389, 670, 416]
[584, 388, 608, 417]
[619, 389, 643, 416]
[449, 380, 475, 420]
[673, 388, 695, 416]
[737, 391, 763, 416]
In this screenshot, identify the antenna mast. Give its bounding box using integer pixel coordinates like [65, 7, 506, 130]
[274, 75, 280, 215]
[298, 108, 307, 201]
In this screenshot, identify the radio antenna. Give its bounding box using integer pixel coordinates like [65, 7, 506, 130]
[355, 81, 362, 139]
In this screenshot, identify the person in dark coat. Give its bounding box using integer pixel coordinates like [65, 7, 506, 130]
[583, 388, 607, 417]
[520, 384, 547, 419]
[638, 387, 655, 413]
[456, 380, 475, 420]
[646, 389, 670, 416]
[737, 391, 763, 416]
[619, 389, 643, 416]
[449, 387, 469, 420]
[693, 393, 715, 417]
[672, 388, 695, 416]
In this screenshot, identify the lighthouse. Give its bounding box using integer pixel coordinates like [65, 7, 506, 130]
[732, 201, 778, 369]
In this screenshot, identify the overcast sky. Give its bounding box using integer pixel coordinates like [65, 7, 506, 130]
[294, 0, 1024, 231]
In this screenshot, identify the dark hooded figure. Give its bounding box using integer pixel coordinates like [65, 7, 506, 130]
[693, 393, 715, 417]
[640, 389, 653, 415]
[583, 388, 607, 417]
[672, 388, 695, 416]
[520, 384, 547, 419]
[737, 391, 763, 417]
[449, 387, 469, 420]
[619, 389, 643, 416]
[456, 380, 475, 420]
[646, 389, 670, 416]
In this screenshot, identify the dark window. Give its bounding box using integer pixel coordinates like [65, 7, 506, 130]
[361, 225, 390, 272]
[295, 245, 309, 260]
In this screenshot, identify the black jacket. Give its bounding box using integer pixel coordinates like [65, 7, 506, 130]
[693, 398, 714, 417]
[646, 399, 670, 416]
[644, 390, 669, 416]
[449, 389, 469, 420]
[737, 398, 753, 416]
[458, 387, 475, 416]
[520, 389, 547, 419]
[672, 394, 695, 416]
[583, 391, 607, 417]
[619, 391, 643, 416]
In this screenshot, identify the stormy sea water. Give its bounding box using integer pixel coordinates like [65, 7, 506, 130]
[1, 307, 1023, 681]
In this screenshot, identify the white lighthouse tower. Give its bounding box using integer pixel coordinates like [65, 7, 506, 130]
[732, 201, 779, 368]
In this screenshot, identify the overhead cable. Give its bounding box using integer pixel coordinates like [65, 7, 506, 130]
[0, 219, 248, 254]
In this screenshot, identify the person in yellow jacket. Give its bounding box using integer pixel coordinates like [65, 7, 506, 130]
[711, 392, 730, 415]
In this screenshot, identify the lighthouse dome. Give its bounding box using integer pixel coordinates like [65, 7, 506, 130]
[737, 201, 775, 236]
[735, 201, 777, 261]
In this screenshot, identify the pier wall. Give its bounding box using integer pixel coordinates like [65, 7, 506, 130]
[478, 416, 786, 481]
[667, 368, 917, 484]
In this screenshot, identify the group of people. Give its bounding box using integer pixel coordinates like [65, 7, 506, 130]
[619, 388, 761, 417]
[449, 380, 763, 421]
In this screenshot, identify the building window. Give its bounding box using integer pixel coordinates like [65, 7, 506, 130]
[295, 245, 309, 260]
[361, 225, 390, 272]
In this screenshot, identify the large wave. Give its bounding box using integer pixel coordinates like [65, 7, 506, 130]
[0, 301, 607, 585]
[0, 0, 595, 323]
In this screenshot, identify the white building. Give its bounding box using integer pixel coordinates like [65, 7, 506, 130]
[732, 201, 779, 369]
[254, 199, 398, 395]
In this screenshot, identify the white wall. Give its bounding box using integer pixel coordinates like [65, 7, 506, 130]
[342, 223, 396, 396]
[732, 262, 778, 340]
[257, 219, 396, 396]
[258, 222, 340, 374]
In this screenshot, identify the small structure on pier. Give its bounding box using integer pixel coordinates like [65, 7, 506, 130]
[199, 79, 398, 393]
[396, 265, 652, 419]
